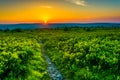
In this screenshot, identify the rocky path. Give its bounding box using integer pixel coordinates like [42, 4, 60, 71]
[40, 41, 64, 80]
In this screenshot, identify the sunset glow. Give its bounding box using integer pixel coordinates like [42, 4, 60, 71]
[44, 20, 47, 24]
[0, 0, 120, 23]
[42, 16, 49, 24]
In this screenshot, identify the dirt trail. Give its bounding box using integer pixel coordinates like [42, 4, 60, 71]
[40, 41, 64, 80]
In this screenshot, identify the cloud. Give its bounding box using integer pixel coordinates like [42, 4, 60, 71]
[66, 0, 87, 6]
[40, 6, 52, 9]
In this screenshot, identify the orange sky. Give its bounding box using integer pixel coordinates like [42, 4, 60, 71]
[0, 0, 120, 23]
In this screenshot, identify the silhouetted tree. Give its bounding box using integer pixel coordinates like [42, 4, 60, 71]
[64, 27, 69, 31]
[0, 29, 3, 31]
[11, 28, 23, 32]
[4, 28, 10, 32]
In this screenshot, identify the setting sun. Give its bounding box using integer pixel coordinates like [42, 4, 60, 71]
[43, 19, 48, 24]
[41, 16, 49, 24]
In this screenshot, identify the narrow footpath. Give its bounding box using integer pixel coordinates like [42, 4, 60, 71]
[40, 41, 64, 80]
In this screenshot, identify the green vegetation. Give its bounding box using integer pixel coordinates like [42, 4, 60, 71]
[0, 28, 120, 80]
[0, 32, 49, 80]
[42, 28, 120, 80]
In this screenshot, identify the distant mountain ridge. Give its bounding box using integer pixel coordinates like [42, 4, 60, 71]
[0, 23, 120, 30]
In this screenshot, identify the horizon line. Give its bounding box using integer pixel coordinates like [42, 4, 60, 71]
[0, 22, 120, 24]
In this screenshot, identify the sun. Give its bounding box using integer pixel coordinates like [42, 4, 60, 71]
[42, 16, 49, 24]
[44, 19, 47, 24]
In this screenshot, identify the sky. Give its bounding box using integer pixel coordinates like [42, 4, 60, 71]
[0, 0, 120, 23]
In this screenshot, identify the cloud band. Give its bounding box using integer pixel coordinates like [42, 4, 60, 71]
[66, 0, 87, 6]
